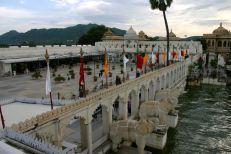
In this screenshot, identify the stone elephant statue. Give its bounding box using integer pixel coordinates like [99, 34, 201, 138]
[155, 89, 180, 106]
[110, 119, 154, 153]
[139, 101, 160, 127]
[139, 100, 178, 128]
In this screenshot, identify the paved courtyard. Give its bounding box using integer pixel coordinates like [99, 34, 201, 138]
[0, 62, 137, 99]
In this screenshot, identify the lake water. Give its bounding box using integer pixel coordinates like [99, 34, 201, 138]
[158, 85, 231, 154]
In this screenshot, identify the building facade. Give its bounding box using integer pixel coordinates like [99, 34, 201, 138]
[203, 22, 231, 61]
[96, 26, 202, 65]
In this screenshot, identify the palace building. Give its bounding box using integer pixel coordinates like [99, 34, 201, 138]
[0, 26, 202, 76]
[203, 22, 231, 61]
[96, 26, 202, 56]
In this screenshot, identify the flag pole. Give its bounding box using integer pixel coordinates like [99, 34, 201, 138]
[144, 47, 147, 74]
[122, 44, 125, 82]
[0, 105, 5, 129]
[45, 50, 53, 110]
[104, 48, 108, 88]
[79, 47, 86, 97]
[136, 41, 139, 78]
[49, 92, 53, 110]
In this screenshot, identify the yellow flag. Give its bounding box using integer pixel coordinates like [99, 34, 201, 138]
[104, 52, 109, 77]
[143, 53, 149, 65]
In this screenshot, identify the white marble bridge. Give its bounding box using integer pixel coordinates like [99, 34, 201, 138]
[2, 54, 201, 154]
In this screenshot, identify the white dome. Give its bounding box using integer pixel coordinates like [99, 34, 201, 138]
[124, 26, 138, 40]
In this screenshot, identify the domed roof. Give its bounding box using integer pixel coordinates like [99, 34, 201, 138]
[126, 26, 137, 35]
[124, 26, 138, 40]
[169, 30, 176, 37]
[213, 22, 229, 35]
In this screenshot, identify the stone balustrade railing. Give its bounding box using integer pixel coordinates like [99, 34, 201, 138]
[10, 55, 199, 133]
[4, 128, 74, 154]
[15, 97, 77, 106]
[0, 96, 79, 106]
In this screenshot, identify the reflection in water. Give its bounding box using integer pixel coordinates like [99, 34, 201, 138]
[151, 85, 231, 154]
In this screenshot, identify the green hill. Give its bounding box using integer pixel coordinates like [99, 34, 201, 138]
[0, 24, 126, 46]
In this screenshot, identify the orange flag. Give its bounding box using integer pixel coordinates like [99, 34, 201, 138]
[162, 51, 167, 62]
[143, 53, 149, 65]
[104, 52, 109, 77]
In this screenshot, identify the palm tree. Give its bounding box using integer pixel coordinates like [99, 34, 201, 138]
[149, 0, 173, 66]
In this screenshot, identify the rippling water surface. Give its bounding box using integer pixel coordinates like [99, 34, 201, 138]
[154, 85, 231, 154]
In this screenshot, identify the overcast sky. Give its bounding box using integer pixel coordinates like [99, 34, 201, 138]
[0, 0, 230, 37]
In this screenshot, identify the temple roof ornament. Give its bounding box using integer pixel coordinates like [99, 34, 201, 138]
[104, 28, 114, 37]
[169, 29, 176, 37]
[102, 28, 123, 41]
[213, 22, 229, 35]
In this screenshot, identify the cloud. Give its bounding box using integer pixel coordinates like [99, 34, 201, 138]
[0, 0, 230, 37]
[0, 6, 35, 19]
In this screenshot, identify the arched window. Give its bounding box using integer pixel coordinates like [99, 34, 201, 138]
[223, 41, 227, 47]
[218, 41, 222, 47]
[134, 45, 136, 48]
[139, 44, 142, 48]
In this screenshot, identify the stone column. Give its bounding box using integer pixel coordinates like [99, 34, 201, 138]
[131, 92, 139, 118]
[86, 121, 93, 154]
[144, 88, 148, 102]
[108, 105, 112, 125]
[148, 85, 154, 100]
[123, 96, 128, 120]
[118, 97, 128, 120]
[80, 118, 87, 149]
[136, 134, 146, 154]
[102, 105, 112, 136]
[54, 119, 62, 147]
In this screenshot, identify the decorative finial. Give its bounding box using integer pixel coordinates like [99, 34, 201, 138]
[45, 49, 49, 63]
[220, 22, 222, 27]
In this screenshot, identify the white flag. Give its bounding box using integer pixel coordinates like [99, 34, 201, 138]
[46, 62, 51, 95]
[151, 52, 156, 64]
[123, 55, 129, 73]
